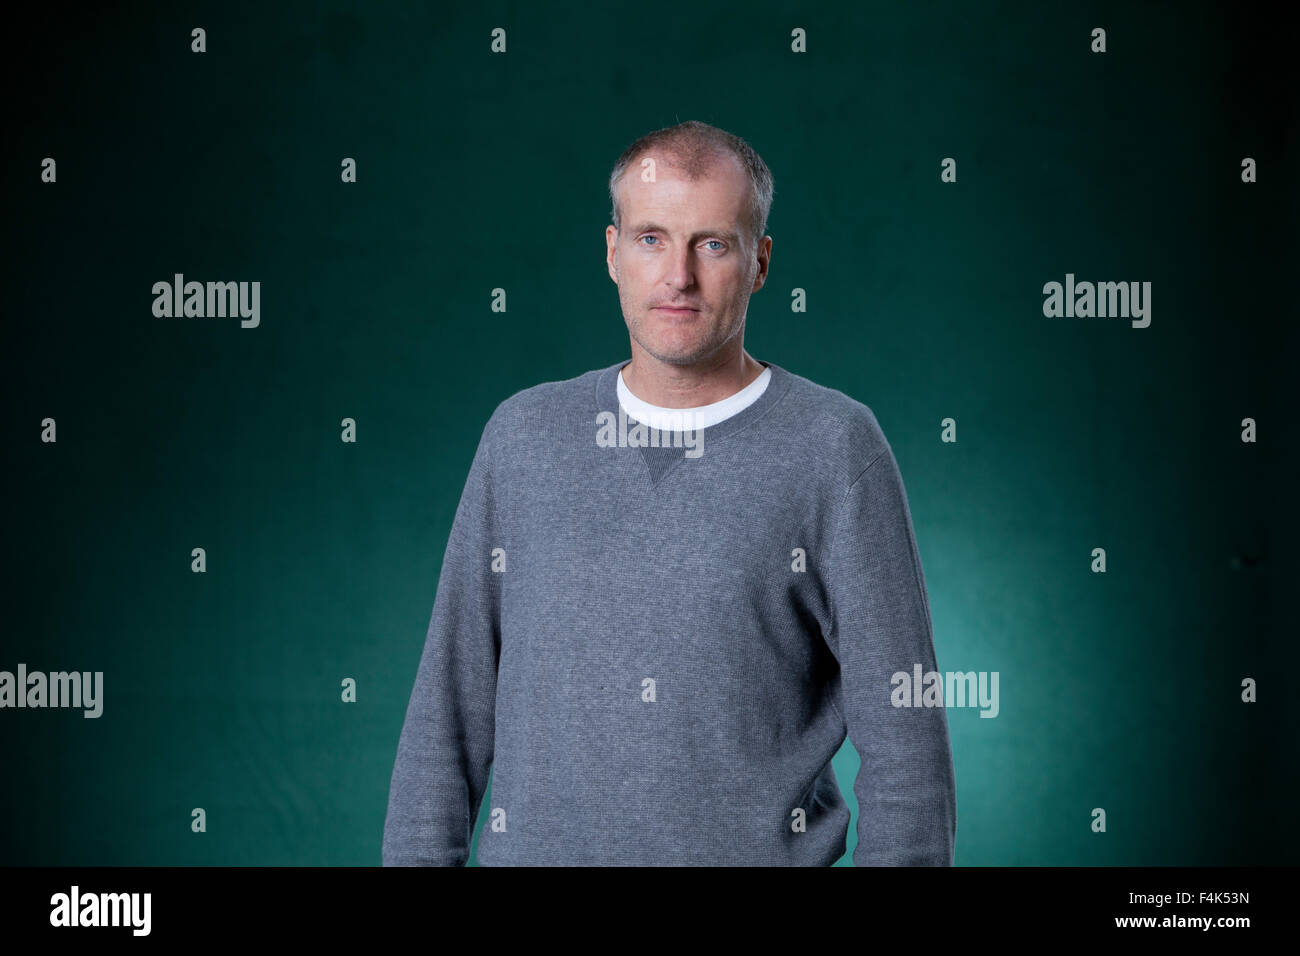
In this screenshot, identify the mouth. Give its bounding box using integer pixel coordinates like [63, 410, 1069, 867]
[653, 306, 699, 315]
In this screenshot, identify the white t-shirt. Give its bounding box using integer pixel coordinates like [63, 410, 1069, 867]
[617, 363, 771, 431]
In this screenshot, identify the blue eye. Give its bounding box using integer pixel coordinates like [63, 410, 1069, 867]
[638, 236, 725, 251]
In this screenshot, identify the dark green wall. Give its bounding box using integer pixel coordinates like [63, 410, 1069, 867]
[1, 0, 1293, 865]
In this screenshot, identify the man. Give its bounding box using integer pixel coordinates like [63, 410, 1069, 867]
[382, 120, 956, 866]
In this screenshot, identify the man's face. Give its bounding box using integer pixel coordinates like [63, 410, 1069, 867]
[605, 154, 770, 368]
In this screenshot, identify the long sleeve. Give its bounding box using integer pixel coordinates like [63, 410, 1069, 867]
[382, 421, 501, 866]
[826, 444, 957, 866]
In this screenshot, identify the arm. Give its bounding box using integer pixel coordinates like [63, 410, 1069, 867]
[382, 421, 501, 866]
[827, 444, 957, 866]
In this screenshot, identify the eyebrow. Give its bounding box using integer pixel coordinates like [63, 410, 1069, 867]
[627, 221, 740, 245]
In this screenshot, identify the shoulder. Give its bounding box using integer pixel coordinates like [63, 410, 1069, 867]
[774, 365, 894, 485]
[479, 364, 608, 451]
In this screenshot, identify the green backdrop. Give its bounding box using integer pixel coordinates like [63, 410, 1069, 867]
[2, 0, 1294, 865]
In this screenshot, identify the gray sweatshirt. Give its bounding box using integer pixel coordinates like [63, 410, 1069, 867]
[382, 359, 956, 865]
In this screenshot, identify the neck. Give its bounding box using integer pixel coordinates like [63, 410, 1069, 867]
[622, 349, 763, 408]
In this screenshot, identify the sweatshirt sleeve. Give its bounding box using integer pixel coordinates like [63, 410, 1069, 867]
[382, 419, 501, 866]
[826, 443, 957, 866]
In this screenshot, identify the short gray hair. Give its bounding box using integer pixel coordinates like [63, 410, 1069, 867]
[608, 120, 774, 248]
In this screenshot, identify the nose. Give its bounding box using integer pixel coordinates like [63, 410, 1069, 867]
[664, 246, 695, 290]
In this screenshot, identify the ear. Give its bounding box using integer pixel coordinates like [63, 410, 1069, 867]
[605, 224, 619, 284]
[751, 235, 772, 292]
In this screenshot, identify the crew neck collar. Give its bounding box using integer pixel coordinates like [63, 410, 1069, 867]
[594, 358, 792, 450]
